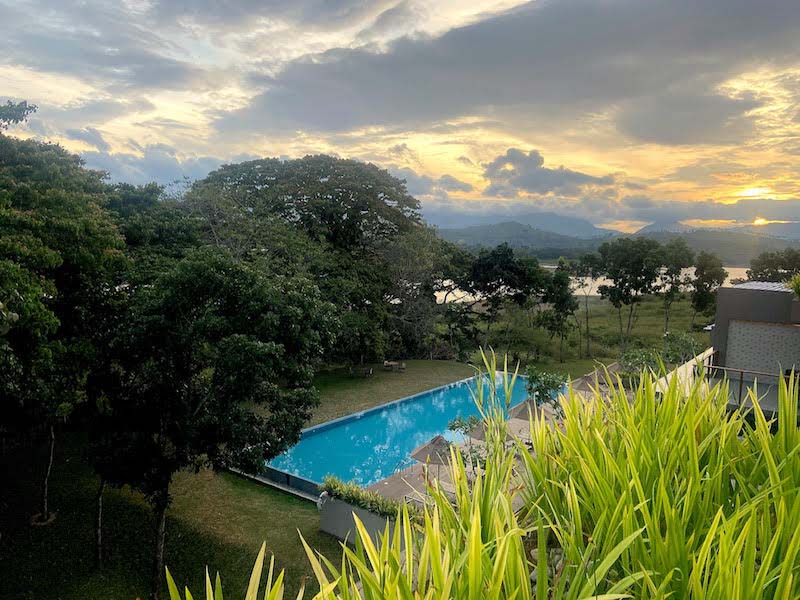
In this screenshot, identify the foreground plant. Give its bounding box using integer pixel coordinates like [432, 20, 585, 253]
[518, 369, 800, 598]
[163, 355, 800, 599]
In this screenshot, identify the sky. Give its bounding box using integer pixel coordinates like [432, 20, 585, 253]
[2, 0, 800, 232]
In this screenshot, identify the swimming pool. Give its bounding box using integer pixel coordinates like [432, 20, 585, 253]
[267, 374, 529, 487]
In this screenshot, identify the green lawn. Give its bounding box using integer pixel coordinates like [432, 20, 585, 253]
[0, 360, 475, 600]
[311, 359, 474, 425]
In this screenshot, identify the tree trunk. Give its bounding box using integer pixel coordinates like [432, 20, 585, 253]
[584, 294, 591, 357]
[559, 334, 564, 363]
[617, 307, 625, 352]
[40, 424, 55, 521]
[625, 305, 636, 348]
[149, 488, 170, 600]
[690, 308, 697, 331]
[575, 316, 583, 360]
[94, 479, 106, 570]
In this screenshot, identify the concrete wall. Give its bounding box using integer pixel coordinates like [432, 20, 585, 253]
[318, 494, 394, 545]
[712, 287, 798, 365]
[726, 320, 800, 380]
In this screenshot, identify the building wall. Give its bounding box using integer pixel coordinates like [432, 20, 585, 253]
[712, 287, 798, 365]
[725, 320, 800, 380]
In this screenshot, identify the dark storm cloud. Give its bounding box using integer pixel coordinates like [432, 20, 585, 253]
[218, 0, 800, 142]
[483, 149, 614, 197]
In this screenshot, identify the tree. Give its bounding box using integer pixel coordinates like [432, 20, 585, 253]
[0, 131, 124, 523]
[187, 155, 421, 253]
[0, 100, 37, 129]
[524, 366, 566, 411]
[465, 243, 545, 333]
[747, 248, 800, 282]
[658, 238, 694, 340]
[597, 237, 662, 352]
[538, 260, 578, 362]
[571, 253, 602, 357]
[691, 251, 727, 328]
[88, 248, 336, 600]
[184, 156, 426, 363]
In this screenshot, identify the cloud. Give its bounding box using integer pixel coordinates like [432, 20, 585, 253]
[217, 0, 800, 141]
[420, 192, 800, 231]
[616, 91, 761, 145]
[390, 166, 472, 197]
[81, 145, 257, 185]
[3, 2, 219, 92]
[483, 148, 614, 197]
[65, 127, 110, 152]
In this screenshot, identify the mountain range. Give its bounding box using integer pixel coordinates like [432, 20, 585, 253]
[424, 210, 615, 238]
[438, 220, 800, 266]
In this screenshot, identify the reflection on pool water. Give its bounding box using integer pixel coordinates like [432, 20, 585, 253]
[267, 375, 529, 486]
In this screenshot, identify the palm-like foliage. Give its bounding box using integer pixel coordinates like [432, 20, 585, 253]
[165, 356, 800, 599]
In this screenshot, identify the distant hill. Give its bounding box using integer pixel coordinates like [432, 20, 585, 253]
[439, 220, 800, 266]
[425, 210, 616, 238]
[638, 230, 800, 266]
[733, 222, 800, 240]
[636, 220, 695, 234]
[439, 222, 600, 259]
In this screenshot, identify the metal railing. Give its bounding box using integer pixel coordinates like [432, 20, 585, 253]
[694, 350, 788, 408]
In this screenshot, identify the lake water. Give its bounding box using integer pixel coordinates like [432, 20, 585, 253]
[435, 266, 748, 303]
[564, 266, 749, 296]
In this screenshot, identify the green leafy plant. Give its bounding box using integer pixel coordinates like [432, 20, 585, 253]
[518, 367, 800, 598]
[319, 476, 406, 519]
[161, 355, 800, 600]
[789, 272, 800, 301]
[524, 366, 566, 407]
[662, 330, 702, 365]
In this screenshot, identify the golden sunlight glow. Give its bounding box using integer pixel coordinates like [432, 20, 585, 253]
[737, 187, 772, 198]
[753, 217, 769, 226]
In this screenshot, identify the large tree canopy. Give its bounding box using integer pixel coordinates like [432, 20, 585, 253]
[183, 155, 447, 361]
[187, 155, 421, 253]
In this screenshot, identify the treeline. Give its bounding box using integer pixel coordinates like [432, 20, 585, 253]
[0, 124, 475, 597]
[747, 248, 800, 282]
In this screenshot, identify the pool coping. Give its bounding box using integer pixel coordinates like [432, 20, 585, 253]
[249, 370, 528, 500]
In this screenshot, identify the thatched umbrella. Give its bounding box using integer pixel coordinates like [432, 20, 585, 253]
[411, 434, 452, 465]
[508, 400, 559, 421]
[469, 417, 533, 442]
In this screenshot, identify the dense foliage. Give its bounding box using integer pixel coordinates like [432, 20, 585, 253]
[748, 248, 800, 282]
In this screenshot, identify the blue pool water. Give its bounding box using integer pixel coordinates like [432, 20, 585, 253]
[268, 375, 529, 486]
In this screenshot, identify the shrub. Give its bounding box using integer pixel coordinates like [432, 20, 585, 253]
[524, 366, 566, 406]
[662, 330, 702, 365]
[517, 370, 800, 598]
[790, 273, 800, 301]
[319, 476, 404, 519]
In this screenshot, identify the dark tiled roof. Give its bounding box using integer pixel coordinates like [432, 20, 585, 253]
[731, 281, 791, 292]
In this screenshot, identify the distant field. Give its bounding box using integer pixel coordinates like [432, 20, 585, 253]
[479, 295, 711, 376]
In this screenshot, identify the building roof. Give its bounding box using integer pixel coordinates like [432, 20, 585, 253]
[731, 281, 791, 292]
